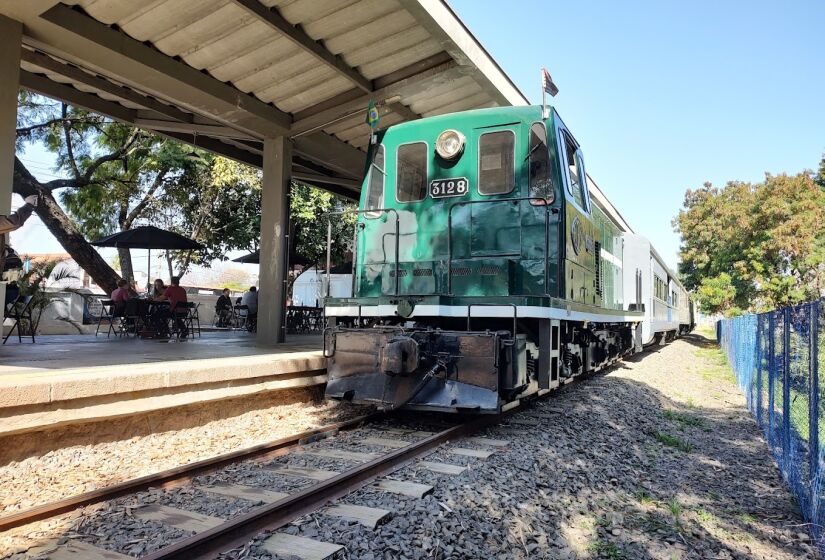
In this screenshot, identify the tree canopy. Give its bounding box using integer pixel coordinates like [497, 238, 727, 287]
[14, 93, 357, 294]
[674, 159, 825, 316]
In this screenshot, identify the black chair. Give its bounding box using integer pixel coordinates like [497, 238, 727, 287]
[120, 298, 145, 337]
[4, 295, 35, 344]
[171, 301, 196, 339]
[95, 298, 121, 338]
[234, 304, 249, 331]
[190, 302, 201, 337]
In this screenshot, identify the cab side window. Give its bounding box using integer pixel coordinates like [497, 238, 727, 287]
[478, 130, 515, 195]
[562, 131, 586, 209]
[365, 145, 385, 212]
[396, 142, 428, 203]
[528, 123, 554, 204]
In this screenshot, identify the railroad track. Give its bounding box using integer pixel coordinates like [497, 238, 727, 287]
[3, 410, 513, 560]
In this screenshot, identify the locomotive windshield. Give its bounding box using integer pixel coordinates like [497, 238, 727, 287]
[562, 131, 586, 208]
[396, 142, 427, 202]
[478, 130, 515, 195]
[528, 122, 554, 204]
[365, 145, 384, 211]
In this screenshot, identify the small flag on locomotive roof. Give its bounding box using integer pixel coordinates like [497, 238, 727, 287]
[541, 67, 558, 119]
[541, 68, 559, 97]
[366, 100, 380, 129]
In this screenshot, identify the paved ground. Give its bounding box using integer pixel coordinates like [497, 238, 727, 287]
[0, 332, 322, 377]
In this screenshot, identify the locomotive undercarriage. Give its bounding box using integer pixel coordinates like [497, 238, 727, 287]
[324, 315, 638, 413]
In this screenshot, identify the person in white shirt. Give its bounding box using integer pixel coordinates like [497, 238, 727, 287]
[240, 286, 258, 332]
[0, 195, 38, 273]
[241, 286, 258, 314]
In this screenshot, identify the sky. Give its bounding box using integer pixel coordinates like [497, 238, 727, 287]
[12, 0, 825, 272]
[451, 0, 825, 269]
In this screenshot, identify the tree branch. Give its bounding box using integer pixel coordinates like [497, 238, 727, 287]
[79, 129, 144, 186]
[123, 166, 169, 230]
[15, 117, 110, 137]
[61, 104, 81, 180]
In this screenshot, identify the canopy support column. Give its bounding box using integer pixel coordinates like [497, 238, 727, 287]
[257, 136, 291, 344]
[0, 16, 22, 306]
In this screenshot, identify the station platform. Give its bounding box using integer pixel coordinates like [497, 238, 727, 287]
[0, 332, 326, 439]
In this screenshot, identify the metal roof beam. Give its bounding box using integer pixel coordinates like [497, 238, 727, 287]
[20, 70, 136, 124]
[39, 3, 292, 138]
[292, 172, 360, 190]
[230, 0, 372, 94]
[133, 117, 258, 141]
[291, 58, 459, 136]
[293, 133, 365, 180]
[21, 49, 194, 124]
[397, 0, 528, 107]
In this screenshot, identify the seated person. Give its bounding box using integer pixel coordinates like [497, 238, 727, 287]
[110, 279, 130, 312]
[215, 288, 232, 327]
[111, 278, 129, 303]
[241, 286, 258, 314]
[152, 278, 166, 299]
[153, 276, 188, 337]
[241, 286, 258, 331]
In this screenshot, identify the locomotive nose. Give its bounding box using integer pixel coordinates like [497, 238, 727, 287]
[379, 336, 419, 376]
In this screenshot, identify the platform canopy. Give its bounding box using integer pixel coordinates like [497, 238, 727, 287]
[3, 0, 528, 198]
[0, 0, 530, 343]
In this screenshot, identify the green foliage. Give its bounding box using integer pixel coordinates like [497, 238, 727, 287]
[587, 541, 627, 559]
[289, 182, 356, 269]
[17, 94, 357, 284]
[16, 259, 80, 333]
[662, 410, 705, 429]
[674, 161, 825, 314]
[653, 431, 693, 452]
[696, 273, 737, 316]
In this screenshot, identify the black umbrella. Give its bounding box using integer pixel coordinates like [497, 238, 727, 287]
[92, 226, 204, 288]
[92, 226, 203, 250]
[233, 250, 260, 264]
[233, 249, 314, 267]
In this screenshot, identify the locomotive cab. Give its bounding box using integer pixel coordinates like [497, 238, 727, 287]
[323, 106, 641, 413]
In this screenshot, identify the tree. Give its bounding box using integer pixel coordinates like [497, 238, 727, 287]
[14, 94, 144, 293]
[155, 156, 263, 276]
[696, 273, 738, 316]
[15, 93, 358, 293]
[289, 182, 356, 272]
[674, 167, 825, 315]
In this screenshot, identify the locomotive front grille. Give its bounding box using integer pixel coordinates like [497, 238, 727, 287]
[478, 265, 502, 276]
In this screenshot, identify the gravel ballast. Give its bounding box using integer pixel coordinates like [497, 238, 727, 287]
[223, 334, 816, 560]
[3, 333, 816, 559]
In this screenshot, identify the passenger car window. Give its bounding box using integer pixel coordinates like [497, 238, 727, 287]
[562, 131, 586, 208]
[478, 130, 515, 195]
[396, 142, 428, 202]
[365, 145, 385, 212]
[528, 123, 554, 204]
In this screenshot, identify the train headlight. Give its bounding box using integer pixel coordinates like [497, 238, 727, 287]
[435, 129, 465, 160]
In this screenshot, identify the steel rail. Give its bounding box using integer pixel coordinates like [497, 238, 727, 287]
[0, 411, 383, 532]
[141, 417, 492, 560]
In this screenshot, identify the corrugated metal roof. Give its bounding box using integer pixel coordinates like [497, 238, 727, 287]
[5, 0, 529, 192]
[66, 0, 507, 151]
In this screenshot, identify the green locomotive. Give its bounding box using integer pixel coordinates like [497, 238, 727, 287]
[323, 105, 644, 413]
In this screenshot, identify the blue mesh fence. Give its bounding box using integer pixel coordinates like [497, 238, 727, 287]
[718, 299, 822, 551]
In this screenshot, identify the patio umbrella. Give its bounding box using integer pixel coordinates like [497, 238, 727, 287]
[92, 226, 204, 288]
[232, 250, 260, 264]
[233, 250, 314, 267]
